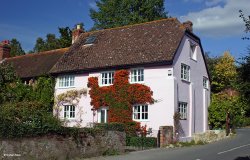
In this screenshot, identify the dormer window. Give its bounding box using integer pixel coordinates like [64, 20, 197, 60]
[85, 35, 97, 45]
[190, 42, 197, 60]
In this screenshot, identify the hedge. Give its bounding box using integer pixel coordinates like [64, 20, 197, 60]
[0, 101, 62, 138]
[126, 136, 157, 148]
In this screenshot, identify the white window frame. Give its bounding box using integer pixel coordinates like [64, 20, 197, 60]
[97, 107, 108, 123]
[181, 63, 190, 82]
[203, 77, 209, 89]
[100, 71, 114, 86]
[64, 105, 75, 119]
[178, 102, 187, 120]
[190, 42, 197, 60]
[130, 68, 144, 83]
[133, 104, 149, 121]
[58, 75, 75, 88]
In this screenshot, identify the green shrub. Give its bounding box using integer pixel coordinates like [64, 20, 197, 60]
[243, 117, 250, 126]
[94, 122, 125, 132]
[126, 136, 157, 148]
[0, 101, 61, 138]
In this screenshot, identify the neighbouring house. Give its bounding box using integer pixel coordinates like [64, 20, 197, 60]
[0, 41, 68, 83]
[0, 18, 210, 140]
[50, 18, 210, 140]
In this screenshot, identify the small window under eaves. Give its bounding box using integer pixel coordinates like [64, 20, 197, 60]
[85, 35, 97, 45]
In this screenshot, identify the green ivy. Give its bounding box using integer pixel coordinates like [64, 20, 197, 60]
[126, 136, 157, 148]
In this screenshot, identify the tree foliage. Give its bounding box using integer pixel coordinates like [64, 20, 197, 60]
[90, 0, 167, 30]
[238, 52, 250, 115]
[211, 51, 237, 93]
[208, 92, 247, 129]
[33, 27, 72, 53]
[9, 38, 25, 57]
[0, 64, 55, 111]
[239, 10, 250, 40]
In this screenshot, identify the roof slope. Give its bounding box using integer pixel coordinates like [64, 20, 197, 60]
[4, 48, 68, 78]
[50, 18, 186, 74]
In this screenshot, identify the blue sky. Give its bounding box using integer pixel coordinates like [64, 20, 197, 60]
[0, 0, 249, 59]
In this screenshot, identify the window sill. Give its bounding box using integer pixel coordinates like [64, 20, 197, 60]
[181, 79, 190, 83]
[130, 81, 145, 84]
[99, 84, 113, 87]
[190, 57, 197, 62]
[63, 118, 76, 120]
[57, 86, 76, 89]
[133, 119, 149, 122]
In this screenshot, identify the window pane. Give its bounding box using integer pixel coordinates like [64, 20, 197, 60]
[101, 110, 105, 123]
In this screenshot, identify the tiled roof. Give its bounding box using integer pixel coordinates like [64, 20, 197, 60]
[50, 18, 187, 74]
[4, 48, 68, 78]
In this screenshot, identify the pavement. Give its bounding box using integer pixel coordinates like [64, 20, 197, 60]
[85, 128, 250, 160]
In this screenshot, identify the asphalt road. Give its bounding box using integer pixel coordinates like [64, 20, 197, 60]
[86, 128, 250, 160]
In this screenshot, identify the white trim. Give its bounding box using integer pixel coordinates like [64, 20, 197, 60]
[63, 105, 76, 119]
[203, 89, 206, 132]
[130, 68, 144, 84]
[189, 83, 193, 137]
[100, 71, 115, 86]
[58, 75, 75, 88]
[181, 63, 190, 82]
[132, 104, 149, 121]
[97, 107, 109, 123]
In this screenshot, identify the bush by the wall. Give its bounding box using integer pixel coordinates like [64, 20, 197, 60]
[126, 136, 157, 148]
[0, 101, 62, 138]
[94, 122, 125, 132]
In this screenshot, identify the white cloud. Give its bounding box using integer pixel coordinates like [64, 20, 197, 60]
[88, 0, 97, 10]
[180, 0, 250, 38]
[205, 0, 226, 6]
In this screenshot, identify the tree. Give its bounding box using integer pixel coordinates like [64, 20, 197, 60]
[238, 52, 250, 116]
[212, 51, 237, 93]
[58, 27, 72, 48]
[33, 27, 72, 53]
[9, 39, 25, 57]
[33, 37, 46, 53]
[90, 0, 167, 30]
[239, 10, 250, 40]
[208, 92, 246, 129]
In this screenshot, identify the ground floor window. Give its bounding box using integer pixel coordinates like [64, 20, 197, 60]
[178, 102, 187, 120]
[98, 107, 108, 123]
[64, 105, 75, 119]
[133, 104, 148, 121]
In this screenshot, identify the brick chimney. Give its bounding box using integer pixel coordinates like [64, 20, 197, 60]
[183, 21, 193, 32]
[0, 40, 11, 61]
[72, 24, 84, 44]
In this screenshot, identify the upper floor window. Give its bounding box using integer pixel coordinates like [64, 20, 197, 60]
[101, 71, 114, 86]
[178, 102, 187, 120]
[190, 42, 197, 60]
[64, 105, 75, 119]
[59, 75, 75, 88]
[131, 68, 144, 83]
[133, 104, 148, 121]
[203, 77, 209, 89]
[181, 63, 190, 81]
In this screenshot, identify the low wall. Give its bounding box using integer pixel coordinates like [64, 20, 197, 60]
[0, 131, 125, 160]
[193, 130, 227, 143]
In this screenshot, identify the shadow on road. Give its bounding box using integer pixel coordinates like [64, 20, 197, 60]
[234, 156, 250, 160]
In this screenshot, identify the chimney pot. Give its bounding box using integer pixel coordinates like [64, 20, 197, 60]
[0, 40, 11, 61]
[72, 24, 84, 44]
[183, 21, 193, 32]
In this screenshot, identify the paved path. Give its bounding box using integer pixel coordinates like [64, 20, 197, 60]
[85, 128, 250, 160]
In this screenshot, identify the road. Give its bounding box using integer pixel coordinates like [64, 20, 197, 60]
[86, 128, 250, 160]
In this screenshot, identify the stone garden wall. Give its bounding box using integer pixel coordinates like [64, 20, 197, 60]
[0, 131, 125, 160]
